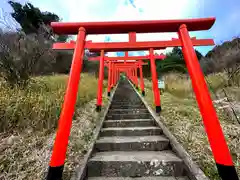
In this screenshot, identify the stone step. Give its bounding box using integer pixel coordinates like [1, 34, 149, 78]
[87, 151, 184, 177]
[111, 103, 145, 109]
[108, 109, 149, 114]
[103, 119, 154, 128]
[95, 136, 169, 151]
[111, 99, 142, 102]
[111, 100, 141, 102]
[88, 177, 189, 180]
[100, 127, 162, 137]
[112, 100, 143, 104]
[110, 104, 145, 108]
[111, 102, 144, 105]
[106, 113, 151, 120]
[110, 105, 144, 108]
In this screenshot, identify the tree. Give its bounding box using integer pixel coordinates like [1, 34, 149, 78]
[0, 30, 56, 87]
[8, 1, 68, 41]
[156, 52, 187, 75]
[172, 47, 183, 59]
[171, 47, 203, 61]
[195, 49, 203, 60]
[154, 47, 202, 75]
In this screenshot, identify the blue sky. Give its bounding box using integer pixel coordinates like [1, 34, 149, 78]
[1, 0, 240, 56]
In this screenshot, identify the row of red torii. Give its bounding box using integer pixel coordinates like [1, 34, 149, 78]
[46, 18, 239, 180]
[53, 37, 213, 112]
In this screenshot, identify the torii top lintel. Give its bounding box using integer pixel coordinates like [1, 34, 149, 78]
[51, 17, 215, 35]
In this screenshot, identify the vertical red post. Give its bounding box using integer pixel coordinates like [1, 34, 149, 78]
[107, 61, 112, 97]
[125, 51, 129, 58]
[96, 50, 105, 112]
[131, 68, 134, 83]
[134, 65, 139, 89]
[114, 67, 117, 86]
[118, 70, 120, 82]
[139, 61, 145, 96]
[150, 48, 161, 113]
[179, 24, 238, 180]
[128, 31, 136, 83]
[117, 69, 119, 82]
[118, 69, 120, 81]
[113, 65, 116, 86]
[133, 66, 135, 86]
[47, 27, 86, 180]
[111, 63, 114, 89]
[129, 32, 136, 42]
[132, 68, 135, 86]
[128, 68, 131, 81]
[115, 68, 118, 84]
[128, 69, 131, 80]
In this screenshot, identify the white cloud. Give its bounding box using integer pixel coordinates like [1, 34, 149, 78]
[30, 0, 202, 56]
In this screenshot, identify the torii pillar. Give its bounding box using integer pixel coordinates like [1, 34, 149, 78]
[96, 50, 105, 112]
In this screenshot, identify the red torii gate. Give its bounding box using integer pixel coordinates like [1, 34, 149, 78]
[89, 51, 166, 113]
[109, 62, 140, 87]
[96, 59, 146, 112]
[109, 61, 147, 86]
[47, 18, 239, 180]
[104, 60, 148, 96]
[53, 37, 213, 114]
[54, 36, 213, 114]
[88, 54, 166, 111]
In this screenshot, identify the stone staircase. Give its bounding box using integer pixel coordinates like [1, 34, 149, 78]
[84, 79, 190, 179]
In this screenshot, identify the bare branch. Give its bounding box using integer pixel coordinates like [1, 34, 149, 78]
[0, 8, 19, 32]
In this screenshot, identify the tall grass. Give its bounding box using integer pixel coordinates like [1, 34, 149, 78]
[0, 73, 108, 180]
[0, 73, 103, 133]
[155, 72, 229, 98]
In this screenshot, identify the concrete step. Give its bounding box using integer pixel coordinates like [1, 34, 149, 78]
[111, 102, 144, 105]
[95, 136, 169, 151]
[100, 127, 162, 137]
[87, 151, 184, 177]
[112, 99, 138, 102]
[106, 113, 151, 120]
[110, 105, 145, 108]
[103, 119, 154, 128]
[110, 105, 145, 109]
[88, 177, 189, 180]
[111, 99, 142, 102]
[108, 109, 149, 114]
[111, 100, 142, 103]
[110, 104, 145, 109]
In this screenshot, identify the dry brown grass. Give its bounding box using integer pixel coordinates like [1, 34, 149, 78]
[144, 74, 240, 180]
[0, 73, 108, 180]
[0, 73, 103, 133]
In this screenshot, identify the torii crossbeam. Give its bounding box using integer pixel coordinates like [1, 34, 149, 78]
[53, 38, 214, 52]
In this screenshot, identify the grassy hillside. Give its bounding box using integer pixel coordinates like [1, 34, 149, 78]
[0, 73, 103, 133]
[0, 73, 108, 179]
[144, 73, 240, 180]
